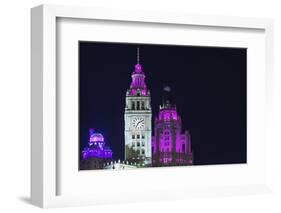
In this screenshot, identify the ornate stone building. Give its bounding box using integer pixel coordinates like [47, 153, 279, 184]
[124, 48, 152, 166]
[152, 87, 193, 166]
[80, 128, 113, 170]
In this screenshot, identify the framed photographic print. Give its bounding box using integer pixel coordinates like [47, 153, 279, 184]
[78, 42, 246, 170]
[31, 4, 274, 208]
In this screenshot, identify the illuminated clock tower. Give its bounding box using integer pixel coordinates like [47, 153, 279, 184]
[124, 48, 152, 165]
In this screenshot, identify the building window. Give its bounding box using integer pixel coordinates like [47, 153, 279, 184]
[136, 101, 140, 110]
[132, 102, 135, 110]
[137, 150, 140, 154]
[137, 134, 140, 139]
[182, 144, 185, 152]
[142, 135, 145, 139]
[141, 101, 145, 110]
[132, 135, 135, 139]
[132, 142, 135, 147]
[137, 142, 140, 147]
[142, 141, 145, 146]
[142, 150, 145, 155]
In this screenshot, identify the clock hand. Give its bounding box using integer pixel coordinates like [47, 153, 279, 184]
[137, 120, 144, 128]
[136, 120, 142, 127]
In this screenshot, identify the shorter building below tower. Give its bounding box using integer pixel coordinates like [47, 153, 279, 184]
[152, 87, 193, 167]
[80, 129, 113, 170]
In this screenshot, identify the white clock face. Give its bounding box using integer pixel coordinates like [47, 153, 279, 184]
[132, 117, 145, 130]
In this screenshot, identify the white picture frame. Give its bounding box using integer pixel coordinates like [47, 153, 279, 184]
[31, 4, 274, 208]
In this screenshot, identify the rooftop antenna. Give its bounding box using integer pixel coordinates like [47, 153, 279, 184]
[137, 47, 140, 64]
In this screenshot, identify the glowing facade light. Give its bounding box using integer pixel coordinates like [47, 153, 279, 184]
[127, 63, 149, 97]
[152, 87, 193, 166]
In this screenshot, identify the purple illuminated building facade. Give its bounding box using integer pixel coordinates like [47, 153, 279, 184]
[152, 87, 193, 166]
[82, 128, 113, 160]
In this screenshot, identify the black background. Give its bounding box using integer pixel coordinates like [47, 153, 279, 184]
[79, 41, 247, 165]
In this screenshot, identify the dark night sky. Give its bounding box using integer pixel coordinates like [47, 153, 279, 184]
[79, 41, 247, 165]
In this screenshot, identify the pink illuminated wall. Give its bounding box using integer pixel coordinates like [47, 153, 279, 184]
[152, 103, 193, 166]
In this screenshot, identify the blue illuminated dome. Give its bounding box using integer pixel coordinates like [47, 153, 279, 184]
[82, 128, 113, 160]
[90, 133, 104, 142]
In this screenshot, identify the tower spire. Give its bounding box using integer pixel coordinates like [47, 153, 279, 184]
[137, 47, 140, 64]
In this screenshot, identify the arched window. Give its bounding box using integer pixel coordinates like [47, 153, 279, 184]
[136, 101, 140, 110]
